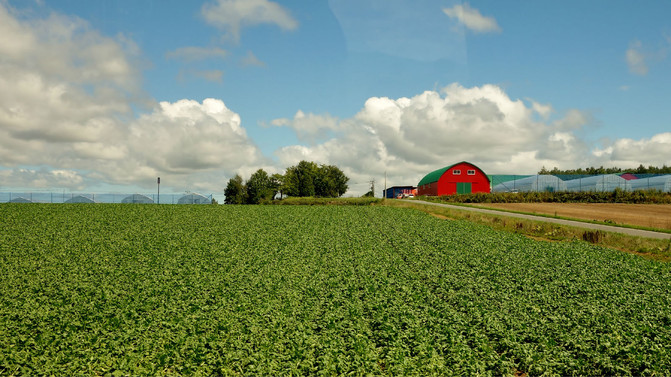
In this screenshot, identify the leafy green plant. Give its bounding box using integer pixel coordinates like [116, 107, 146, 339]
[1, 203, 671, 375]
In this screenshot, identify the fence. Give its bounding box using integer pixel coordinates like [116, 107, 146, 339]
[1, 192, 214, 204]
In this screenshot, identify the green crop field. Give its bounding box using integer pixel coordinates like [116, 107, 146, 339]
[1, 204, 671, 376]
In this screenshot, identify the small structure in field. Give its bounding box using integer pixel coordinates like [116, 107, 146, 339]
[383, 186, 417, 199]
[492, 175, 567, 193]
[121, 194, 155, 204]
[9, 197, 33, 203]
[417, 162, 490, 196]
[65, 195, 96, 203]
[177, 193, 211, 204]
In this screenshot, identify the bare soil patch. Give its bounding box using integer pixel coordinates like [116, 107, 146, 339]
[471, 203, 671, 231]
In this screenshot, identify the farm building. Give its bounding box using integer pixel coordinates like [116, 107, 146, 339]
[417, 162, 490, 196]
[177, 193, 211, 204]
[383, 186, 417, 199]
[564, 174, 629, 192]
[628, 175, 671, 192]
[121, 194, 155, 204]
[492, 175, 567, 193]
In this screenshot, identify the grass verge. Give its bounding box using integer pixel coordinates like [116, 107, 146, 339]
[384, 199, 671, 262]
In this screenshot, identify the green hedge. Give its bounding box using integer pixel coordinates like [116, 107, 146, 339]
[267, 197, 383, 206]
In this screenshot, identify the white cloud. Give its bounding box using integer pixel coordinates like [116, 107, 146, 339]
[128, 98, 261, 174]
[201, 0, 298, 42]
[530, 101, 553, 119]
[0, 4, 265, 193]
[271, 110, 339, 143]
[0, 3, 142, 167]
[443, 3, 501, 34]
[626, 40, 648, 75]
[0, 168, 85, 190]
[165, 46, 227, 62]
[594, 133, 671, 167]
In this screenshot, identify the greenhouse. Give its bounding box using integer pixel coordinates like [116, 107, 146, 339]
[628, 175, 671, 192]
[65, 195, 96, 204]
[492, 175, 567, 193]
[564, 174, 629, 192]
[8, 197, 33, 203]
[121, 194, 154, 204]
[177, 193, 211, 204]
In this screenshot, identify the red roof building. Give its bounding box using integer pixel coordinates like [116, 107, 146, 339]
[417, 161, 490, 196]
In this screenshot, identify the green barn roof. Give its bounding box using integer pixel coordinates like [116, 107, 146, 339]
[417, 161, 490, 186]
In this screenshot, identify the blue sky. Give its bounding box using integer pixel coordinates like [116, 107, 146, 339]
[1, 0, 670, 196]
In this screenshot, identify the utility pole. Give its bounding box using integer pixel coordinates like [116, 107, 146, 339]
[384, 171, 387, 199]
[369, 179, 375, 198]
[157, 177, 160, 204]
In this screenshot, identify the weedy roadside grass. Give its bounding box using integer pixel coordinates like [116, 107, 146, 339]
[384, 199, 671, 262]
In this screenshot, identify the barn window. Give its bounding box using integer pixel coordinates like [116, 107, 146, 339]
[467, 170, 476, 175]
[453, 170, 461, 175]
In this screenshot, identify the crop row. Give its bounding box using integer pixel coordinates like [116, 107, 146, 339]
[1, 204, 670, 375]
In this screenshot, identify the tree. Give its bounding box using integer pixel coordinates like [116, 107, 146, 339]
[224, 174, 246, 204]
[315, 164, 349, 197]
[284, 161, 350, 198]
[284, 160, 318, 197]
[270, 173, 285, 200]
[246, 169, 274, 204]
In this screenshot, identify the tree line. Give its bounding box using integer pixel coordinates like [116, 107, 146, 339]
[538, 164, 671, 176]
[224, 160, 349, 204]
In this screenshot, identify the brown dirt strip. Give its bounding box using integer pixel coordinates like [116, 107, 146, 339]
[470, 203, 671, 231]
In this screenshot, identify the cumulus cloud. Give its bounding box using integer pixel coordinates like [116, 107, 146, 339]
[594, 133, 671, 167]
[271, 110, 339, 143]
[201, 0, 298, 42]
[0, 168, 85, 190]
[128, 98, 262, 174]
[0, 3, 141, 167]
[0, 4, 265, 193]
[165, 46, 227, 62]
[443, 3, 501, 34]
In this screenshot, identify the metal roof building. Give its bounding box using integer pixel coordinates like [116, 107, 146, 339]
[417, 162, 490, 196]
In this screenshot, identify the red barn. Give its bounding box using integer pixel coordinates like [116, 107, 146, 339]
[417, 161, 490, 196]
